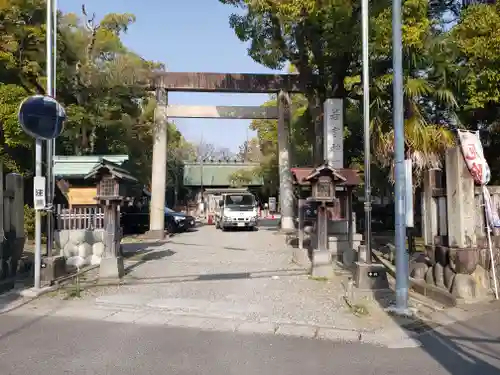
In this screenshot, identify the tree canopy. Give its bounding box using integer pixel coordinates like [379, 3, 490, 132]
[223, 0, 500, 194]
[0, 0, 192, 193]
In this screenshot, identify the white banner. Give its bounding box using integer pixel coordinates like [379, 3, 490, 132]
[323, 99, 343, 169]
[483, 186, 500, 228]
[457, 129, 490, 185]
[457, 129, 499, 228]
[404, 159, 414, 227]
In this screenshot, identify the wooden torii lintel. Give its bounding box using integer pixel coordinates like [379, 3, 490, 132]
[152, 72, 305, 93]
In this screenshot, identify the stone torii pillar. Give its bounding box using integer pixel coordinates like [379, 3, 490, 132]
[277, 90, 294, 231]
[148, 87, 168, 239]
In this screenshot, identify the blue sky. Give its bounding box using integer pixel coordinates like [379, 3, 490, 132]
[59, 0, 283, 152]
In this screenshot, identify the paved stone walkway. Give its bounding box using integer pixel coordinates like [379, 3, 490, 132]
[0, 224, 471, 348]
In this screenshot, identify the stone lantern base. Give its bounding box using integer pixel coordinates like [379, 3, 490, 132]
[99, 256, 124, 281]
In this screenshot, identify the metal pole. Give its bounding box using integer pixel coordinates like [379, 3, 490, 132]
[45, 0, 55, 258]
[52, 0, 57, 196]
[34, 141, 42, 290]
[34, 0, 54, 289]
[362, 0, 372, 264]
[392, 0, 409, 311]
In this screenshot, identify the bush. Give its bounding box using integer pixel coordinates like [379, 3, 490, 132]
[24, 205, 46, 240]
[24, 205, 35, 239]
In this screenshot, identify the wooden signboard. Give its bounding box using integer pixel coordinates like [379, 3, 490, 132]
[67, 187, 97, 206]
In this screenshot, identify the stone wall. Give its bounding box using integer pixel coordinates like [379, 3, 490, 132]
[411, 245, 494, 300]
[327, 216, 362, 267]
[0, 169, 26, 291]
[54, 229, 105, 268]
[419, 146, 500, 301]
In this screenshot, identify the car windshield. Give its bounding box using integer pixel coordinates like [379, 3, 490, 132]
[224, 194, 255, 206]
[164, 207, 175, 213]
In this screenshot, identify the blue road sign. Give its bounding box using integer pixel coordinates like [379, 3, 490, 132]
[18, 95, 66, 139]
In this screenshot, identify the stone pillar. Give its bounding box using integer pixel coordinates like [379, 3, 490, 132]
[421, 170, 438, 246]
[298, 198, 305, 249]
[5, 173, 24, 277]
[312, 205, 333, 278]
[148, 88, 168, 239]
[99, 204, 124, 280]
[277, 90, 294, 231]
[343, 187, 356, 267]
[323, 98, 343, 169]
[292, 198, 310, 266]
[445, 147, 476, 248]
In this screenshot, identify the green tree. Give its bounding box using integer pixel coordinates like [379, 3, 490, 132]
[0, 1, 194, 192]
[221, 0, 458, 189]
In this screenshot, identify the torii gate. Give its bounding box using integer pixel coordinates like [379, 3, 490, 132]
[147, 72, 305, 238]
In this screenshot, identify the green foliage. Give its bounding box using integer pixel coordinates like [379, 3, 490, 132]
[0, 1, 194, 197]
[24, 204, 46, 240]
[223, 0, 500, 191]
[228, 168, 257, 187]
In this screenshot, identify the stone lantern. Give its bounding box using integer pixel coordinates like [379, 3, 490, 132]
[85, 159, 137, 280]
[303, 163, 346, 278]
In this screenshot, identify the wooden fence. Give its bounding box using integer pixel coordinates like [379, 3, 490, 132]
[55, 205, 105, 230]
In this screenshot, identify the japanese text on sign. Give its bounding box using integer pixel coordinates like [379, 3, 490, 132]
[33, 176, 46, 210]
[323, 99, 343, 169]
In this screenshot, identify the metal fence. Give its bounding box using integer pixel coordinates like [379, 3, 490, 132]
[55, 205, 105, 230]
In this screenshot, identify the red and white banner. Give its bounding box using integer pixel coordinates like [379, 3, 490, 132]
[457, 129, 500, 228]
[457, 129, 490, 185]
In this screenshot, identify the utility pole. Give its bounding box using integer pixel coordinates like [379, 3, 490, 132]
[362, 0, 372, 264]
[33, 0, 55, 289]
[392, 0, 410, 312]
[46, 0, 57, 259]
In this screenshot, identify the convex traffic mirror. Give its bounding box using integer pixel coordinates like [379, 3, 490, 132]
[18, 95, 66, 139]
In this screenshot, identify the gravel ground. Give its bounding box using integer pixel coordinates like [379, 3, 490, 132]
[15, 225, 402, 333]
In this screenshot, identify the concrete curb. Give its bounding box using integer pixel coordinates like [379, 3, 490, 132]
[89, 300, 417, 348]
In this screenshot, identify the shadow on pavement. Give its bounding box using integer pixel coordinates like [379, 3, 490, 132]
[123, 267, 307, 283]
[121, 241, 168, 256]
[124, 249, 176, 275]
[416, 320, 500, 374]
[167, 241, 206, 247]
[371, 288, 500, 374]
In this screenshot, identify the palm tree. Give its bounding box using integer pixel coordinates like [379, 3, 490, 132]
[367, 5, 458, 186]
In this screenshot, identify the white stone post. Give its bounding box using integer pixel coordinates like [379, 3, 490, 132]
[445, 147, 476, 247]
[148, 88, 168, 239]
[277, 91, 294, 231]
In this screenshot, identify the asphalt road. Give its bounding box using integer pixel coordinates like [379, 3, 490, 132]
[0, 308, 499, 375]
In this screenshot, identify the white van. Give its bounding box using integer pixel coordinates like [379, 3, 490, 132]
[215, 192, 258, 231]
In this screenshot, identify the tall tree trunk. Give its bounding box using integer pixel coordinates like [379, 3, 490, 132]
[308, 91, 325, 166]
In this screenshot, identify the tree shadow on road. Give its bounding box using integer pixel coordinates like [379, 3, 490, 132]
[371, 288, 500, 374]
[122, 268, 308, 284]
[124, 249, 176, 275]
[121, 241, 169, 258]
[416, 320, 500, 374]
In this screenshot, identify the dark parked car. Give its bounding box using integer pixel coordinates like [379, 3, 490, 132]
[121, 204, 195, 235]
[293, 202, 317, 228]
[164, 207, 196, 232]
